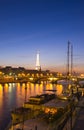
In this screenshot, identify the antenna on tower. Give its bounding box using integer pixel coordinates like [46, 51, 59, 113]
[35, 51, 41, 71]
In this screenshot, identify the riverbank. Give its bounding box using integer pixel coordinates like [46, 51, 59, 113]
[72, 97, 84, 130]
[7, 96, 84, 130]
[6, 94, 80, 130]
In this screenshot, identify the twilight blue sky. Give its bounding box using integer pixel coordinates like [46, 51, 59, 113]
[0, 0, 84, 73]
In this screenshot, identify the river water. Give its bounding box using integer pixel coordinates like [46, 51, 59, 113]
[0, 82, 67, 130]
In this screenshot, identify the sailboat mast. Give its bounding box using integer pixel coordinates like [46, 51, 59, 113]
[67, 41, 70, 77]
[71, 45, 73, 76]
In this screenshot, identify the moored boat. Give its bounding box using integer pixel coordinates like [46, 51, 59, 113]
[11, 93, 56, 125]
[57, 93, 72, 100]
[24, 93, 56, 110]
[11, 107, 32, 125]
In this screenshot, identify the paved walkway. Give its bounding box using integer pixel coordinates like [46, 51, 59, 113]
[9, 117, 50, 130]
[58, 96, 84, 130]
[72, 97, 84, 130]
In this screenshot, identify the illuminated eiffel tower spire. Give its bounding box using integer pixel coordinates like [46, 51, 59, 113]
[35, 51, 41, 71]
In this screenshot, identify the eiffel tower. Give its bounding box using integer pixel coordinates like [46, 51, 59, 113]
[35, 51, 41, 71]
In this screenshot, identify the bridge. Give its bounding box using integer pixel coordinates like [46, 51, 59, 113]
[0, 74, 84, 85]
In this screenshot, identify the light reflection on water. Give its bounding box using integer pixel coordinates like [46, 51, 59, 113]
[0, 82, 64, 130]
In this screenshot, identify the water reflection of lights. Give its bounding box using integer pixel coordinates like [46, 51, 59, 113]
[46, 84, 52, 90]
[0, 82, 69, 130]
[9, 83, 12, 87]
[4, 85, 9, 93]
[0, 84, 3, 98]
[35, 84, 42, 94]
[56, 84, 63, 95]
[22, 83, 26, 87]
[8, 86, 12, 92]
[7, 82, 65, 105]
[5, 83, 9, 87]
[17, 83, 20, 87]
[0, 85, 3, 115]
[12, 83, 15, 86]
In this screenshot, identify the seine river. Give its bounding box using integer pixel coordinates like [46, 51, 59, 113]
[0, 82, 67, 130]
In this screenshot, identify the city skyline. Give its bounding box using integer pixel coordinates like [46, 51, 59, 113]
[0, 0, 84, 73]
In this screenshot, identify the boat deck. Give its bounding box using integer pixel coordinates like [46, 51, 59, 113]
[11, 107, 31, 114]
[43, 97, 71, 108]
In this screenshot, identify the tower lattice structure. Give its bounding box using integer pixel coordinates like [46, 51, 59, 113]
[35, 52, 41, 71]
